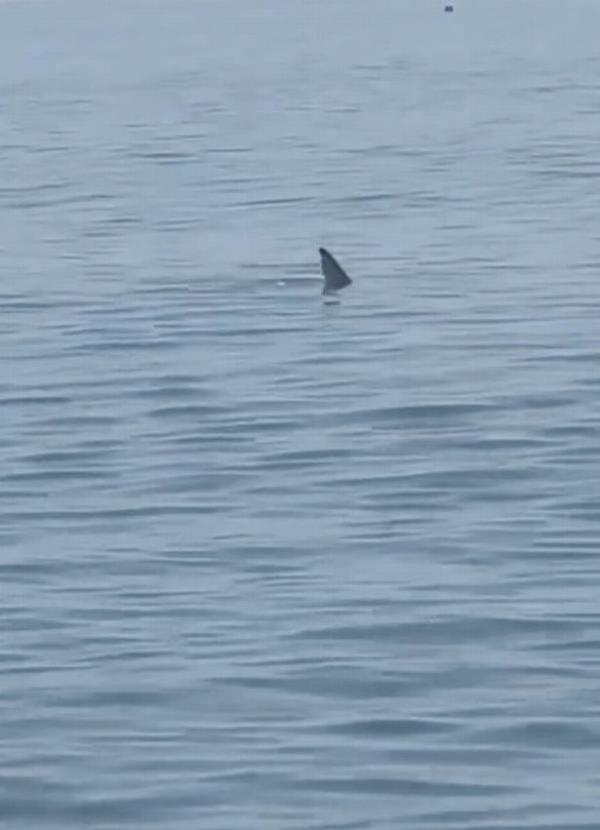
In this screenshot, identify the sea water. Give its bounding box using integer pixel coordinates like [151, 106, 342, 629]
[3, 0, 600, 827]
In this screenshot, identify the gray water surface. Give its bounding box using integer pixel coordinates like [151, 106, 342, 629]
[3, 0, 600, 827]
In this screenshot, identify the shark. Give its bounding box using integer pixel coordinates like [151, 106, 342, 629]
[319, 247, 352, 296]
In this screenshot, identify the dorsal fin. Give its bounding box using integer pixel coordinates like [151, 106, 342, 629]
[319, 247, 352, 294]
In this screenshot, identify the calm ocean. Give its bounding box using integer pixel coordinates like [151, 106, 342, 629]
[3, 0, 600, 827]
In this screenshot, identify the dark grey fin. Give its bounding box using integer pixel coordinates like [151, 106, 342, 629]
[319, 247, 352, 294]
